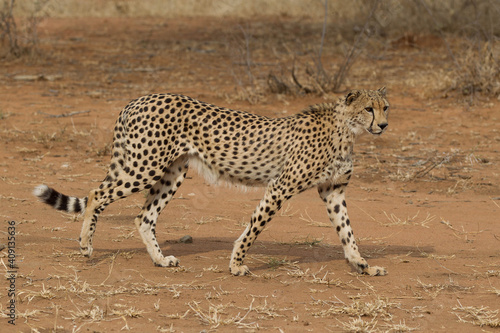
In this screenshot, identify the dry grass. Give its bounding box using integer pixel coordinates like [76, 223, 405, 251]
[299, 209, 330, 227]
[187, 300, 258, 329]
[382, 320, 418, 332]
[293, 235, 323, 247]
[448, 41, 500, 102]
[3, 245, 497, 332]
[312, 297, 400, 319]
[308, 270, 355, 289]
[452, 300, 500, 328]
[416, 278, 474, 299]
[266, 257, 297, 270]
[381, 211, 435, 228]
[338, 317, 379, 333]
[194, 215, 230, 225]
[309, 293, 419, 331]
[440, 219, 485, 242]
[488, 286, 500, 297]
[381, 144, 491, 197]
[279, 203, 299, 217]
[66, 303, 104, 321]
[284, 266, 361, 289]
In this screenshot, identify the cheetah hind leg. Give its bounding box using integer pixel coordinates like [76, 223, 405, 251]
[79, 188, 113, 257]
[134, 157, 188, 267]
[79, 170, 146, 257]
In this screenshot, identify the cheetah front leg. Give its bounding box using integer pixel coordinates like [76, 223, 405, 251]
[318, 182, 387, 276]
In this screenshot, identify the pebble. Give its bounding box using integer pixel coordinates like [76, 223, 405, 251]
[179, 235, 193, 243]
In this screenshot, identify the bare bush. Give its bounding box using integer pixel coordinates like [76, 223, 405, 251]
[412, 0, 500, 102]
[449, 41, 500, 101]
[0, 0, 19, 56]
[268, 0, 500, 100]
[0, 0, 52, 58]
[226, 24, 270, 104]
[267, 0, 381, 96]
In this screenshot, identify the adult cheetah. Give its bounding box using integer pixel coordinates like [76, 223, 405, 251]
[34, 87, 389, 276]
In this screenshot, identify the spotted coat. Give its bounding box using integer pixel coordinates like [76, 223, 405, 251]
[34, 87, 390, 276]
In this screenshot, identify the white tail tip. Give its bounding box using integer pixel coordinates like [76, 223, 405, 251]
[33, 184, 49, 198]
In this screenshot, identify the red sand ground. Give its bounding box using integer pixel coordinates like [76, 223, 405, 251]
[1, 17, 499, 332]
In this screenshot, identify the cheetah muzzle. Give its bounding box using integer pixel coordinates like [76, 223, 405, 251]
[34, 87, 390, 276]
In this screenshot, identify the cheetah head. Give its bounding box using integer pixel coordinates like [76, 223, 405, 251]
[345, 87, 389, 136]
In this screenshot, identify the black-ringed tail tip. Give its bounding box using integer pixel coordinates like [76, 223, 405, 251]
[33, 184, 87, 214]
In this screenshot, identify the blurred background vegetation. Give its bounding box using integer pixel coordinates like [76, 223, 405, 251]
[1, 0, 499, 102]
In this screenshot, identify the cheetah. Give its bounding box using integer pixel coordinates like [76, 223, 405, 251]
[34, 87, 389, 276]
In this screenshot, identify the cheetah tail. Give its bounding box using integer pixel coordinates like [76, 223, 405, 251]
[33, 185, 87, 214]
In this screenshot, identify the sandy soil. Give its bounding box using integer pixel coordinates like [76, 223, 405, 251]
[1, 17, 499, 332]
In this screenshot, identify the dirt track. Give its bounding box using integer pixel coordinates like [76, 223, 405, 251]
[1, 17, 499, 332]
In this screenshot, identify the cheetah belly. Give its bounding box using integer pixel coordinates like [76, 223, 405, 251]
[187, 152, 284, 187]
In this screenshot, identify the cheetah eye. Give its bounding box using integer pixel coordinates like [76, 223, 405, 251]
[383, 106, 389, 112]
[364, 107, 374, 113]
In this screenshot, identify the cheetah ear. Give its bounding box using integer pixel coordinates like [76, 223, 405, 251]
[378, 86, 387, 96]
[345, 90, 361, 106]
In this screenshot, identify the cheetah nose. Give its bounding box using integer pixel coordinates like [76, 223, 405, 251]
[378, 123, 388, 130]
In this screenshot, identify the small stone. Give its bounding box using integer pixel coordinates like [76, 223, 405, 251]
[180, 235, 193, 244]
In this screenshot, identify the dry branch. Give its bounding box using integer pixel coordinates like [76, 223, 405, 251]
[39, 110, 90, 118]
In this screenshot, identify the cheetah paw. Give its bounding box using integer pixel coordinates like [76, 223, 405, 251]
[154, 255, 180, 267]
[363, 265, 387, 276]
[80, 246, 93, 257]
[230, 264, 250, 276]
